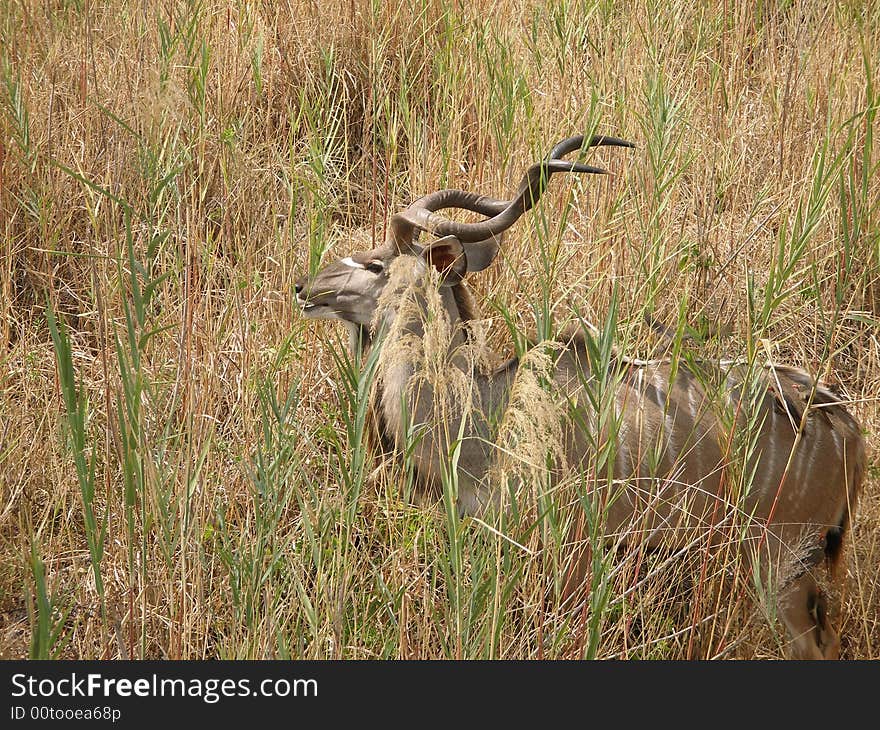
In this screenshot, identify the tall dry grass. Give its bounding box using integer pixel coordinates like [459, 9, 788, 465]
[0, 0, 877, 659]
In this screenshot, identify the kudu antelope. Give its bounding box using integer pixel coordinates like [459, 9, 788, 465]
[295, 135, 865, 659]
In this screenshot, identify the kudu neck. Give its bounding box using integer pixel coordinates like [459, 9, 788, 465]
[345, 260, 473, 361]
[344, 323, 372, 358]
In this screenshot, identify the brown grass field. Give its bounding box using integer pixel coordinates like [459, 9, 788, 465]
[1, 0, 878, 659]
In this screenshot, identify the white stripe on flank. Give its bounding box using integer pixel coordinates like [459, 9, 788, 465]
[340, 257, 364, 270]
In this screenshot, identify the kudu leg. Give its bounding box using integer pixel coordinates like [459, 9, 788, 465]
[778, 572, 840, 660]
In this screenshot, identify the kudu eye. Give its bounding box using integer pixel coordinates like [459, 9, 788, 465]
[365, 260, 385, 274]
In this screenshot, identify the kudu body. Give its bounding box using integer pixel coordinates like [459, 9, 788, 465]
[296, 136, 865, 659]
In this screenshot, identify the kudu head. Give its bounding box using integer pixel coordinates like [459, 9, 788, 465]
[294, 135, 634, 337]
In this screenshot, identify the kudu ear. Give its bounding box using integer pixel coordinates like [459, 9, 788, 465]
[461, 235, 501, 272]
[387, 216, 419, 255]
[421, 235, 467, 285]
